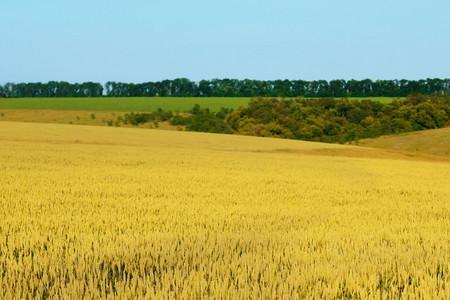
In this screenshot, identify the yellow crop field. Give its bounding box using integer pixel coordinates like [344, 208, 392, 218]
[1, 121, 450, 299]
[359, 127, 450, 158]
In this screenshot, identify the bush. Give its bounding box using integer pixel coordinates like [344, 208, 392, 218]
[117, 94, 450, 143]
[229, 94, 450, 142]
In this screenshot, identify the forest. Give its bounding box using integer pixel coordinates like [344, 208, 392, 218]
[1, 78, 450, 98]
[120, 94, 450, 143]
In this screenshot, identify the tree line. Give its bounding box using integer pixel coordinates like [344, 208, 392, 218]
[1, 79, 450, 98]
[118, 95, 450, 143]
[0, 82, 104, 98]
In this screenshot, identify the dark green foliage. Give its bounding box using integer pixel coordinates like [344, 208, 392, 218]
[226, 95, 450, 143]
[169, 105, 232, 134]
[122, 109, 173, 126]
[1, 78, 450, 98]
[0, 81, 103, 97]
[117, 94, 449, 143]
[97, 78, 450, 97]
[169, 115, 188, 126]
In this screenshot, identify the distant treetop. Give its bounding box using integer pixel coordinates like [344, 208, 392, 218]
[0, 78, 449, 98]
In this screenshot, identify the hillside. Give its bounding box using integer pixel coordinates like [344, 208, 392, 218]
[0, 97, 398, 112]
[358, 127, 450, 158]
[1, 121, 450, 298]
[0, 121, 442, 162]
[0, 97, 251, 112]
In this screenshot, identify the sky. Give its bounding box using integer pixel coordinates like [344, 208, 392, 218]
[1, 0, 449, 83]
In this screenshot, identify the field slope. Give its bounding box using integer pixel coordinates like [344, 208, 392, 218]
[0, 97, 251, 112]
[0, 96, 400, 112]
[359, 127, 450, 158]
[1, 122, 450, 299]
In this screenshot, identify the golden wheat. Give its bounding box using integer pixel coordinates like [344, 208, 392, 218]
[0, 122, 450, 299]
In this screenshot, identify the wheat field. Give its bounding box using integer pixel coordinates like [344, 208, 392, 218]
[1, 122, 450, 299]
[359, 127, 450, 158]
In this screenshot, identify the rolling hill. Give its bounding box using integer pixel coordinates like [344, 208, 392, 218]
[1, 121, 449, 298]
[0, 96, 399, 112]
[358, 127, 450, 158]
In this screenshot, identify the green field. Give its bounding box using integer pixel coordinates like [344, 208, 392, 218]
[0, 97, 251, 112]
[0, 97, 401, 112]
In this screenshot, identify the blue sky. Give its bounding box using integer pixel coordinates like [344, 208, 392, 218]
[1, 0, 449, 82]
